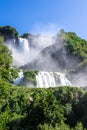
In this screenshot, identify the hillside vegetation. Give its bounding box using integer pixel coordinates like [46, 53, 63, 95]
[1, 26, 87, 129]
[0, 26, 18, 40]
[22, 29, 87, 72]
[0, 81, 87, 130]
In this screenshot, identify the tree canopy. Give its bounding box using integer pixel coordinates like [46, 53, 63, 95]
[0, 36, 12, 82]
[0, 26, 18, 40]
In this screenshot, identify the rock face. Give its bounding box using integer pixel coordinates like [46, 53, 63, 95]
[21, 40, 80, 72]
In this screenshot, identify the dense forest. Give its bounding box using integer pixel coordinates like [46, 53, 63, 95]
[1, 26, 87, 130]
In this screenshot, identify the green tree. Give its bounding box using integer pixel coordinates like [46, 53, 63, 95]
[0, 26, 18, 40]
[64, 32, 87, 60]
[0, 36, 12, 82]
[25, 89, 65, 129]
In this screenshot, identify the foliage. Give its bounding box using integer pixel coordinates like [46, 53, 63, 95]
[63, 31, 87, 60]
[0, 26, 18, 40]
[1, 27, 87, 130]
[73, 91, 87, 128]
[0, 81, 31, 130]
[53, 86, 84, 105]
[0, 83, 87, 130]
[21, 33, 32, 38]
[38, 122, 70, 130]
[38, 122, 86, 130]
[0, 36, 13, 82]
[10, 67, 19, 79]
[23, 70, 38, 86]
[25, 89, 65, 129]
[0, 108, 11, 130]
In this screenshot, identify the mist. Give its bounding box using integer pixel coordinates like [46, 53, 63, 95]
[4, 25, 87, 87]
[5, 23, 62, 67]
[5, 34, 57, 67]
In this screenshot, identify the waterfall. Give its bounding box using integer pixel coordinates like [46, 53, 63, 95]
[36, 71, 71, 88]
[14, 70, 24, 85]
[13, 70, 72, 87]
[18, 38, 30, 54]
[10, 37, 30, 66]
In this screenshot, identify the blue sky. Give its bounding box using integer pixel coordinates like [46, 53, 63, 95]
[0, 0, 87, 39]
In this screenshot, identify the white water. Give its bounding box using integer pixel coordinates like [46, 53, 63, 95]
[13, 70, 72, 87]
[36, 71, 71, 88]
[18, 38, 30, 54]
[14, 70, 24, 85]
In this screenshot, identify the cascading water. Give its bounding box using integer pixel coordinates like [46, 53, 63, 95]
[6, 37, 30, 67]
[18, 37, 30, 54]
[36, 71, 72, 88]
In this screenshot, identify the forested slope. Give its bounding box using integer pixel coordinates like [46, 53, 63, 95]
[1, 26, 87, 129]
